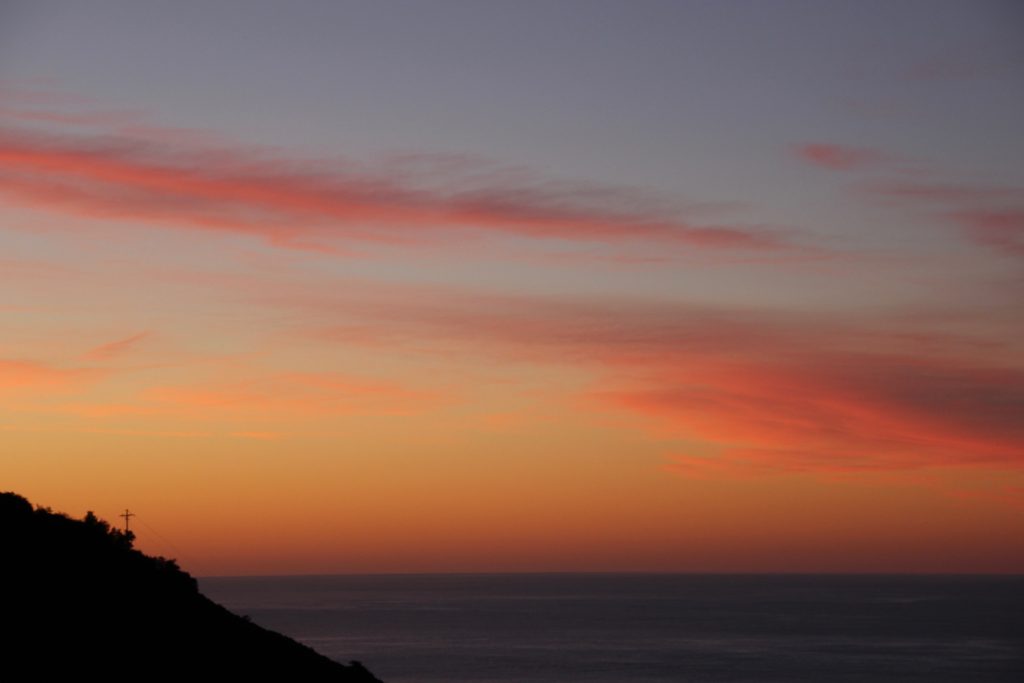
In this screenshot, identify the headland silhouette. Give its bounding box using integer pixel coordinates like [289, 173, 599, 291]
[1, 491, 383, 681]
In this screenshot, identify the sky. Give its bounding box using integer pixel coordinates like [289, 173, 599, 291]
[1, 0, 1023, 575]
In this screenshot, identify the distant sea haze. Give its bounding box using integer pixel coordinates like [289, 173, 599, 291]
[200, 573, 1024, 683]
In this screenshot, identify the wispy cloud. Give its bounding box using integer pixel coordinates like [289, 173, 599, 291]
[83, 331, 151, 361]
[0, 116, 804, 256]
[278, 283, 1024, 473]
[950, 210, 1024, 258]
[603, 353, 1024, 474]
[797, 140, 1024, 260]
[42, 369, 441, 422]
[794, 143, 888, 171]
[906, 45, 1024, 82]
[141, 372, 439, 417]
[0, 358, 97, 392]
[864, 180, 1022, 204]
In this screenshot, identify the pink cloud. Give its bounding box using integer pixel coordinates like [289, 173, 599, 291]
[907, 49, 1022, 82]
[0, 123, 800, 255]
[794, 143, 887, 170]
[865, 181, 1021, 204]
[83, 331, 151, 361]
[797, 140, 1024, 260]
[0, 105, 144, 129]
[950, 210, 1024, 258]
[868, 183, 1024, 259]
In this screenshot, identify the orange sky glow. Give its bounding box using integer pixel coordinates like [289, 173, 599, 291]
[2, 3, 1023, 575]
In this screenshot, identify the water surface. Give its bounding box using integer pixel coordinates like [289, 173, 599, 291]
[201, 573, 1024, 682]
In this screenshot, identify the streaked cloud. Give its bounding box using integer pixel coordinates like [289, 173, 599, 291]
[283, 283, 1024, 473]
[864, 180, 1022, 204]
[0, 358, 97, 392]
[794, 143, 887, 171]
[604, 353, 1024, 474]
[83, 331, 151, 361]
[141, 372, 439, 417]
[798, 140, 1024, 260]
[950, 210, 1024, 259]
[0, 120, 803, 256]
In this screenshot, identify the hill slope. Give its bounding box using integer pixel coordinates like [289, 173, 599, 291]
[1, 492, 382, 681]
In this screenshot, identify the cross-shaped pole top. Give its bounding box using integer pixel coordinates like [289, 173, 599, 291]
[120, 508, 135, 534]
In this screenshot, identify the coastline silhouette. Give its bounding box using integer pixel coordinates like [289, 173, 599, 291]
[1, 492, 382, 681]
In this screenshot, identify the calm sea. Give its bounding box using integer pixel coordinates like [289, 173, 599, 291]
[199, 574, 1024, 683]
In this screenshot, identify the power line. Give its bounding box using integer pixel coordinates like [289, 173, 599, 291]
[133, 514, 202, 573]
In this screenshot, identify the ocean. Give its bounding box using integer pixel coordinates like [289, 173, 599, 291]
[199, 573, 1024, 683]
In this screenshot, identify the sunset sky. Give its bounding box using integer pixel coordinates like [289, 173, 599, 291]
[2, 0, 1023, 575]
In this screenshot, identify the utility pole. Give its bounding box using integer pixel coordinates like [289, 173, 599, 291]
[120, 508, 135, 534]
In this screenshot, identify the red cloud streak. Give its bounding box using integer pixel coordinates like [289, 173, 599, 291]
[799, 140, 1024, 260]
[301, 288, 1024, 473]
[83, 331, 151, 361]
[0, 127, 792, 253]
[950, 210, 1024, 258]
[795, 143, 886, 170]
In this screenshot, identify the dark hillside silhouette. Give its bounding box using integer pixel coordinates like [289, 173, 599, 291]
[0, 492, 382, 681]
